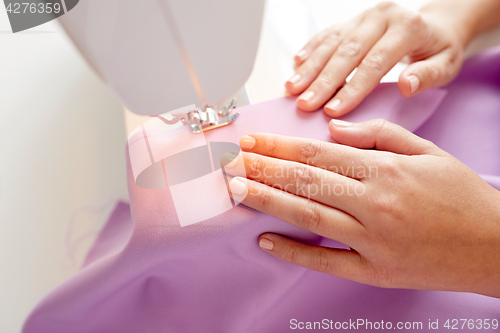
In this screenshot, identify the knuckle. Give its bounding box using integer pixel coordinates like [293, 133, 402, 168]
[323, 30, 342, 46]
[309, 34, 322, 46]
[338, 39, 362, 57]
[299, 200, 322, 230]
[400, 12, 424, 30]
[370, 118, 390, 135]
[298, 140, 323, 164]
[361, 52, 386, 72]
[264, 135, 279, 157]
[375, 1, 396, 11]
[370, 192, 402, 219]
[315, 72, 335, 87]
[377, 154, 402, 178]
[313, 28, 330, 44]
[294, 165, 315, 190]
[256, 186, 273, 210]
[309, 80, 336, 96]
[430, 67, 442, 83]
[341, 79, 363, 96]
[312, 249, 332, 272]
[282, 245, 299, 264]
[304, 57, 323, 72]
[249, 155, 265, 179]
[425, 65, 443, 84]
[366, 161, 405, 219]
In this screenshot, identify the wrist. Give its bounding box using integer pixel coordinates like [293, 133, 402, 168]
[419, 0, 500, 50]
[419, 3, 475, 49]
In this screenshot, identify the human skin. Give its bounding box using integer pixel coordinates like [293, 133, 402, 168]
[227, 119, 500, 298]
[286, 0, 500, 117]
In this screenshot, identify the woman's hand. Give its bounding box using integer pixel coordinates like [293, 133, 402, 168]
[228, 119, 500, 298]
[286, 2, 467, 116]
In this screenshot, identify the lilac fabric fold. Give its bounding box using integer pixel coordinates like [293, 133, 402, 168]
[23, 47, 500, 333]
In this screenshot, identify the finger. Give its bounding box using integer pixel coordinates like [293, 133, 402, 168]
[328, 118, 444, 156]
[293, 27, 333, 66]
[258, 233, 372, 283]
[239, 133, 376, 179]
[285, 27, 345, 96]
[238, 152, 366, 214]
[324, 27, 421, 117]
[398, 48, 462, 98]
[286, 17, 363, 96]
[229, 178, 366, 244]
[296, 18, 388, 112]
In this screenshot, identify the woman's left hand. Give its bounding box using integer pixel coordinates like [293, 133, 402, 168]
[228, 119, 500, 298]
[286, 2, 467, 116]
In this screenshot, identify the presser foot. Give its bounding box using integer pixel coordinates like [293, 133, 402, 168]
[156, 98, 239, 133]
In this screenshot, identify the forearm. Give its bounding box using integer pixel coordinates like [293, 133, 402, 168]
[420, 0, 500, 47]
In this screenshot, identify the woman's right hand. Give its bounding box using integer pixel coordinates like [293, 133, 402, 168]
[230, 119, 500, 298]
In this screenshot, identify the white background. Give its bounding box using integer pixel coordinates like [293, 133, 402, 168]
[1, 0, 499, 332]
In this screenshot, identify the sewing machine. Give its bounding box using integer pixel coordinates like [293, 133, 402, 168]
[56, 0, 265, 226]
[58, 0, 266, 132]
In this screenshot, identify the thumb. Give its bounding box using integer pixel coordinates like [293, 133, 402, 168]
[398, 49, 462, 98]
[328, 118, 444, 156]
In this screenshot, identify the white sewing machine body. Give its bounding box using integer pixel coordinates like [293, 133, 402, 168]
[59, 0, 265, 117]
[57, 0, 264, 226]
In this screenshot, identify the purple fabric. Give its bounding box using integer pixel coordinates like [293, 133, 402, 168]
[23, 48, 500, 333]
[81, 201, 133, 268]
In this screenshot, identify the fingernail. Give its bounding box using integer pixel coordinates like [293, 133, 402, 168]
[296, 49, 307, 59]
[229, 178, 247, 195]
[259, 237, 274, 251]
[330, 119, 353, 127]
[298, 90, 315, 103]
[408, 75, 420, 94]
[325, 99, 341, 112]
[288, 73, 301, 85]
[240, 135, 256, 150]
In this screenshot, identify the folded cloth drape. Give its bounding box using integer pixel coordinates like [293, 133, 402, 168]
[23, 47, 500, 333]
